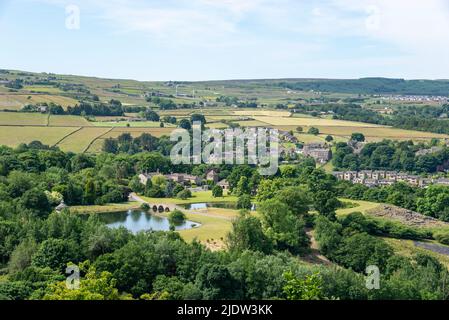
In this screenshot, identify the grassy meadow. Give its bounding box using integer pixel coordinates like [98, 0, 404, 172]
[56, 127, 111, 153]
[0, 126, 78, 147]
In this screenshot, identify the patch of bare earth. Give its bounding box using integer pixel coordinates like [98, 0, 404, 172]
[366, 204, 449, 228]
[303, 229, 332, 265]
[204, 240, 225, 252]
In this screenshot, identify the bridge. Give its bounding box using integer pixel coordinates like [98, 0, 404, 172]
[129, 193, 182, 212]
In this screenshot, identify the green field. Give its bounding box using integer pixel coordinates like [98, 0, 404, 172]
[23, 85, 64, 94]
[0, 126, 78, 147]
[70, 202, 141, 214]
[254, 115, 384, 127]
[336, 199, 381, 216]
[0, 112, 48, 126]
[179, 210, 236, 250]
[206, 122, 229, 129]
[140, 191, 238, 205]
[92, 121, 175, 128]
[48, 115, 92, 127]
[56, 127, 111, 153]
[0, 93, 78, 110]
[1, 69, 449, 153]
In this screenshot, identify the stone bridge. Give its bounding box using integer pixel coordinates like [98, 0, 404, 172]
[129, 193, 182, 213]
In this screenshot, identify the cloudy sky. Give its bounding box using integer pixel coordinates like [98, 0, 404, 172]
[0, 0, 448, 80]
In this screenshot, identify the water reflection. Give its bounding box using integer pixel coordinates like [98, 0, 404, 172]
[180, 202, 255, 211]
[98, 210, 198, 234]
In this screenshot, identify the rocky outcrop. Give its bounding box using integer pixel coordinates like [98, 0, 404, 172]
[366, 204, 449, 228]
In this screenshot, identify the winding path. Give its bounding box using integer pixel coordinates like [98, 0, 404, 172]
[414, 241, 449, 256]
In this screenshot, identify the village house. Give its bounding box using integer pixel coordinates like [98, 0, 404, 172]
[139, 172, 202, 186]
[206, 169, 219, 183]
[302, 143, 332, 164]
[348, 140, 366, 155]
[217, 179, 230, 191]
[280, 146, 297, 158]
[279, 130, 299, 143]
[332, 170, 449, 189]
[415, 146, 443, 156]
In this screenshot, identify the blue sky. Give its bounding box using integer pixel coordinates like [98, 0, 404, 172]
[1, 0, 449, 81]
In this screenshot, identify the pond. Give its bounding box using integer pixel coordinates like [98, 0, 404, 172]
[180, 202, 256, 211]
[98, 209, 199, 234]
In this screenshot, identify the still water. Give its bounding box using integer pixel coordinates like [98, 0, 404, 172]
[180, 202, 255, 211]
[99, 209, 199, 234]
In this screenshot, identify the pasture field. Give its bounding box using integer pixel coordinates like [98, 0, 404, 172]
[311, 126, 449, 142]
[104, 127, 174, 138]
[206, 115, 247, 121]
[0, 126, 78, 147]
[206, 122, 229, 129]
[141, 191, 238, 205]
[92, 121, 175, 128]
[56, 127, 111, 153]
[179, 210, 235, 249]
[234, 120, 273, 127]
[253, 115, 384, 127]
[158, 110, 194, 116]
[295, 133, 326, 144]
[0, 94, 78, 109]
[92, 116, 132, 121]
[85, 139, 106, 153]
[233, 110, 292, 117]
[48, 115, 92, 127]
[269, 124, 449, 142]
[23, 85, 63, 94]
[0, 112, 48, 126]
[70, 202, 141, 214]
[198, 109, 234, 116]
[336, 199, 381, 216]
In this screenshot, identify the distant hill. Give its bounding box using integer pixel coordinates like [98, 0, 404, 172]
[3, 69, 449, 97]
[274, 78, 449, 96]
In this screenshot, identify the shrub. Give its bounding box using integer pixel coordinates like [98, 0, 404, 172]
[212, 185, 223, 198]
[434, 230, 449, 245]
[237, 194, 252, 210]
[168, 210, 186, 225]
[177, 189, 192, 200]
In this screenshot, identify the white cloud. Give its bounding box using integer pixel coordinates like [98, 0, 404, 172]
[12, 0, 449, 79]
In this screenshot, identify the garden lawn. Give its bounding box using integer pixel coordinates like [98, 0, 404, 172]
[336, 199, 381, 216]
[69, 202, 141, 214]
[0, 126, 78, 147]
[141, 190, 238, 205]
[178, 211, 234, 250]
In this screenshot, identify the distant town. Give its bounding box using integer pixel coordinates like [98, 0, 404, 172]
[333, 170, 449, 188]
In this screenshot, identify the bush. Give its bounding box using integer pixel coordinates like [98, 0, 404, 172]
[177, 189, 192, 200]
[434, 230, 449, 245]
[340, 212, 431, 241]
[168, 210, 186, 225]
[237, 194, 252, 210]
[212, 185, 223, 198]
[145, 186, 165, 198]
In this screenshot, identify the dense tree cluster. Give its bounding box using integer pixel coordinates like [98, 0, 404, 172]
[67, 100, 124, 116]
[314, 214, 449, 299]
[281, 78, 449, 96]
[333, 140, 449, 173]
[339, 180, 449, 222]
[1, 139, 449, 300]
[103, 133, 174, 156]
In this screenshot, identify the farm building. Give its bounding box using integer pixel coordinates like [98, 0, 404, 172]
[302, 143, 332, 164]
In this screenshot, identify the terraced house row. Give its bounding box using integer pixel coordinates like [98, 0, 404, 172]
[332, 170, 449, 188]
